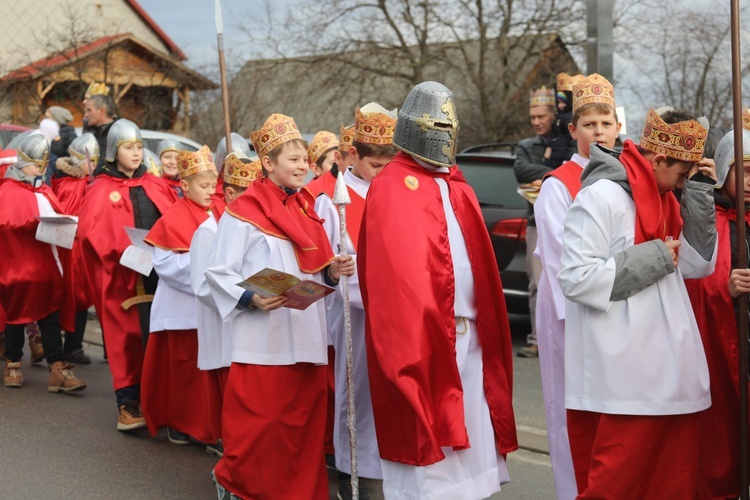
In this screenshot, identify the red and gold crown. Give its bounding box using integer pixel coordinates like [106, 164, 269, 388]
[354, 103, 397, 146]
[85, 81, 110, 97]
[250, 113, 302, 159]
[177, 145, 218, 180]
[308, 131, 339, 165]
[224, 152, 263, 188]
[529, 86, 555, 108]
[743, 107, 750, 131]
[640, 108, 709, 163]
[339, 123, 354, 152]
[557, 73, 585, 92]
[572, 73, 615, 112]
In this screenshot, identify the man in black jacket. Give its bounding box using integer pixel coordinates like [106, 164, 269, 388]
[84, 94, 118, 172]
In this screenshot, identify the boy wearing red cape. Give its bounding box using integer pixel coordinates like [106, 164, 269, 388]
[78, 119, 177, 431]
[558, 107, 717, 498]
[359, 82, 518, 499]
[206, 113, 354, 499]
[141, 145, 220, 448]
[686, 128, 750, 499]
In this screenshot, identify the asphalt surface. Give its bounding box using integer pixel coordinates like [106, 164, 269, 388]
[0, 314, 555, 499]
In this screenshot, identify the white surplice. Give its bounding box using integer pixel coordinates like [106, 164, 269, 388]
[532, 155, 587, 500]
[190, 215, 232, 370]
[204, 212, 328, 366]
[379, 169, 510, 500]
[558, 178, 715, 415]
[150, 247, 196, 333]
[315, 169, 382, 479]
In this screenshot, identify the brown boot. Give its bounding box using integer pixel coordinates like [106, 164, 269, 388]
[28, 333, 44, 364]
[4, 360, 22, 388]
[48, 361, 86, 393]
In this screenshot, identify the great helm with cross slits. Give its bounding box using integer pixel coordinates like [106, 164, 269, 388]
[393, 81, 460, 168]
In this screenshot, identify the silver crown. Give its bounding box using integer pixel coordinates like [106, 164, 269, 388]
[68, 133, 99, 167]
[214, 133, 251, 173]
[156, 138, 182, 158]
[16, 133, 50, 172]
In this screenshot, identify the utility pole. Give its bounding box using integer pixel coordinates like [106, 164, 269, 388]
[586, 0, 614, 80]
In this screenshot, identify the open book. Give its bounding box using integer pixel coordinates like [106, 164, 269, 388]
[237, 268, 335, 311]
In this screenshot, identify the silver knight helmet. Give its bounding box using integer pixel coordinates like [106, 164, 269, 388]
[106, 119, 143, 163]
[143, 148, 163, 177]
[156, 138, 182, 159]
[393, 81, 460, 167]
[68, 133, 100, 168]
[15, 133, 50, 173]
[214, 133, 251, 173]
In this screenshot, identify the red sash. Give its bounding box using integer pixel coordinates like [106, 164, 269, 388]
[545, 160, 583, 199]
[144, 197, 212, 252]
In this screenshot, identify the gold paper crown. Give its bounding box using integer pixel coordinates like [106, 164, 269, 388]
[572, 73, 615, 112]
[177, 145, 218, 180]
[529, 86, 555, 108]
[640, 108, 708, 163]
[250, 113, 303, 158]
[308, 131, 339, 165]
[743, 107, 750, 131]
[224, 152, 263, 188]
[86, 81, 110, 97]
[354, 108, 397, 146]
[339, 123, 354, 152]
[557, 73, 585, 92]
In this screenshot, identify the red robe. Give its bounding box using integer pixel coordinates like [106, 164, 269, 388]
[78, 173, 177, 390]
[0, 179, 73, 330]
[322, 181, 366, 251]
[52, 175, 93, 313]
[685, 206, 749, 499]
[359, 152, 518, 465]
[545, 160, 583, 199]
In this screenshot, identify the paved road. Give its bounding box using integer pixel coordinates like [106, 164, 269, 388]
[0, 315, 555, 499]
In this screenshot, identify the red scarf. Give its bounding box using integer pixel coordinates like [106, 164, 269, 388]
[620, 140, 683, 243]
[226, 178, 334, 273]
[144, 197, 212, 252]
[545, 160, 583, 199]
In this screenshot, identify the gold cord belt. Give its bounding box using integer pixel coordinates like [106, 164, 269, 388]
[456, 317, 469, 335]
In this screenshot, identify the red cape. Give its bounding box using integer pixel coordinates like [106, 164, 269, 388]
[211, 192, 226, 221]
[226, 178, 334, 274]
[322, 180, 365, 252]
[359, 152, 517, 465]
[144, 197, 213, 252]
[52, 175, 93, 312]
[545, 160, 583, 199]
[0, 179, 73, 329]
[685, 207, 749, 498]
[621, 140, 682, 243]
[78, 173, 177, 389]
[304, 170, 337, 198]
[161, 176, 183, 199]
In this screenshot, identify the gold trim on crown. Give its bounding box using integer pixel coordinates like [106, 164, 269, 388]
[308, 131, 339, 165]
[86, 81, 110, 97]
[572, 73, 615, 112]
[177, 145, 218, 180]
[529, 86, 555, 108]
[557, 73, 585, 92]
[250, 113, 303, 158]
[640, 108, 708, 163]
[339, 123, 354, 151]
[224, 152, 262, 187]
[354, 108, 396, 146]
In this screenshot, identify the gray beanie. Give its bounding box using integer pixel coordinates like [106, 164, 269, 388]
[48, 106, 73, 125]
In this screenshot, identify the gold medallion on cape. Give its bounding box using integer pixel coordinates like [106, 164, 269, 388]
[110, 191, 122, 203]
[404, 175, 419, 190]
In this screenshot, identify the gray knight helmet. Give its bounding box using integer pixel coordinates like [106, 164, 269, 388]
[68, 133, 100, 168]
[393, 81, 460, 167]
[15, 133, 50, 173]
[156, 138, 182, 159]
[105, 119, 142, 163]
[214, 133, 251, 173]
[143, 148, 162, 177]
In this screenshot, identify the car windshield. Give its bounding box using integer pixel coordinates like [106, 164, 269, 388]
[459, 160, 526, 209]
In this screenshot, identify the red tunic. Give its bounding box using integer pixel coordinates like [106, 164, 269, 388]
[0, 179, 73, 329]
[78, 173, 177, 390]
[359, 152, 517, 465]
[304, 170, 337, 198]
[685, 207, 749, 499]
[545, 160, 583, 199]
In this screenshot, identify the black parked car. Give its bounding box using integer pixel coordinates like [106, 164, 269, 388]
[456, 143, 529, 314]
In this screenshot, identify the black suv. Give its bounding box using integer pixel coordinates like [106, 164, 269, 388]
[456, 144, 529, 314]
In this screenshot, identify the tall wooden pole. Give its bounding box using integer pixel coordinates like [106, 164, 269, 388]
[730, 1, 748, 497]
[215, 0, 232, 153]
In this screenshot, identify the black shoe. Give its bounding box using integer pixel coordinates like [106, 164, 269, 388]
[65, 350, 91, 364]
[167, 428, 191, 445]
[206, 440, 224, 457]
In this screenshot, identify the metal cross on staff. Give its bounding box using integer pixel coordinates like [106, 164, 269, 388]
[332, 171, 359, 500]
